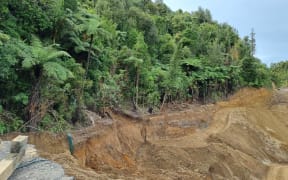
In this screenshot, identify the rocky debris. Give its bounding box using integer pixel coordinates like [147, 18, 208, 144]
[84, 110, 113, 126]
[0, 142, 74, 180]
[9, 157, 74, 180]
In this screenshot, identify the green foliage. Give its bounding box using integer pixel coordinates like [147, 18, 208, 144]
[13, 93, 29, 106]
[64, 0, 78, 11]
[191, 7, 213, 24]
[0, 0, 273, 133]
[22, 36, 73, 83]
[158, 34, 175, 64]
[0, 39, 20, 79]
[7, 0, 52, 37]
[0, 121, 6, 135]
[0, 31, 10, 45]
[241, 56, 270, 87]
[40, 113, 70, 133]
[44, 62, 74, 82]
[270, 61, 288, 87]
[0, 111, 23, 134]
[0, 0, 9, 18]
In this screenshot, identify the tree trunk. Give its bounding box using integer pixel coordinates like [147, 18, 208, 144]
[135, 68, 139, 108]
[86, 34, 94, 73]
[26, 80, 41, 131]
[81, 34, 94, 98]
[160, 93, 167, 111]
[93, 0, 96, 8]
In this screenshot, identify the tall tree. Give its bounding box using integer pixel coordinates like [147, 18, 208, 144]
[250, 28, 256, 56]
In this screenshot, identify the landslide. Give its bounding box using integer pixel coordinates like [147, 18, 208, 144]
[2, 88, 288, 180]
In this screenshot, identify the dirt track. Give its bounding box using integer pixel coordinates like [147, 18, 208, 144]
[2, 88, 288, 179]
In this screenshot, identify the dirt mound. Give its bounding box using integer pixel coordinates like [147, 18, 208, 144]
[2, 88, 288, 179]
[218, 88, 272, 107]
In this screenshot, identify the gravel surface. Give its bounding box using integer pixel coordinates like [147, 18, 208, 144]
[1, 142, 73, 180]
[8, 157, 74, 180]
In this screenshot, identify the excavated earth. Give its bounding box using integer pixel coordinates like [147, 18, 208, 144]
[2, 88, 288, 180]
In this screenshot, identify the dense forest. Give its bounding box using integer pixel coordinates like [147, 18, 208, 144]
[0, 0, 286, 133]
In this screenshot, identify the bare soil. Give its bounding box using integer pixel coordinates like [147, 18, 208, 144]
[2, 88, 288, 180]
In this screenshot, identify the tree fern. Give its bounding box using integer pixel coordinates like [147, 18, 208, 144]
[22, 36, 71, 69]
[20, 35, 76, 130]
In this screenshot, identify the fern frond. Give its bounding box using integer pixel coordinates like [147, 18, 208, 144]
[124, 56, 143, 67]
[43, 62, 74, 83]
[30, 35, 43, 48]
[22, 56, 36, 69]
[46, 50, 71, 61]
[0, 32, 10, 45]
[180, 58, 202, 68]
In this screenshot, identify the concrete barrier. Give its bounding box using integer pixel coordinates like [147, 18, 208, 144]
[0, 135, 28, 180]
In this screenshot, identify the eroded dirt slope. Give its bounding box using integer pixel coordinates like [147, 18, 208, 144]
[3, 88, 288, 179]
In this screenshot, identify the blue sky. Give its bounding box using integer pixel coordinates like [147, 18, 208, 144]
[163, 0, 288, 65]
